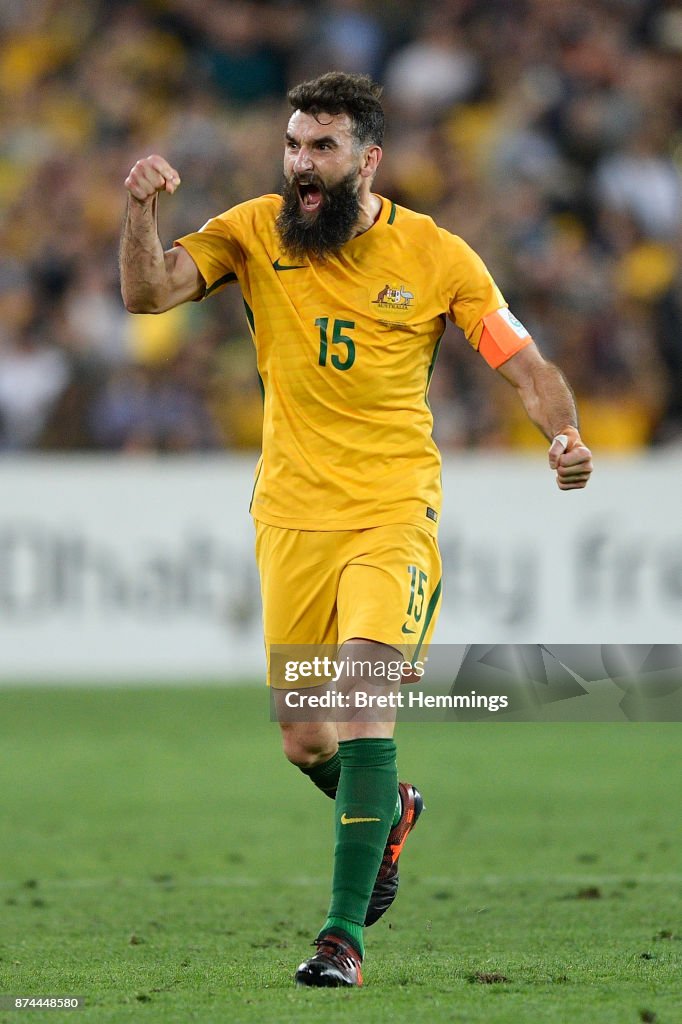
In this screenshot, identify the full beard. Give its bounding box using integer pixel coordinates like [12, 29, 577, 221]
[275, 170, 361, 262]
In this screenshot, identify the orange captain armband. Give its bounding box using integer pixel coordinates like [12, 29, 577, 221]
[478, 307, 534, 369]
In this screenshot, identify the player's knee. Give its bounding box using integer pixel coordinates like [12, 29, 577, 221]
[280, 727, 334, 769]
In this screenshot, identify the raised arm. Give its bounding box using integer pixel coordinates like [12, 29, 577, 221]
[497, 342, 593, 490]
[120, 155, 205, 313]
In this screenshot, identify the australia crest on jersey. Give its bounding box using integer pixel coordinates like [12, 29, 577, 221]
[372, 283, 415, 311]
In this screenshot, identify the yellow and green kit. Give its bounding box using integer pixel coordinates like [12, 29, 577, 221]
[176, 195, 529, 653]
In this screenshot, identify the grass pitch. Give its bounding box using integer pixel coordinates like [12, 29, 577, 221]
[0, 686, 680, 1024]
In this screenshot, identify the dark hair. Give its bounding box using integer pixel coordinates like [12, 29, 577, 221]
[287, 72, 384, 148]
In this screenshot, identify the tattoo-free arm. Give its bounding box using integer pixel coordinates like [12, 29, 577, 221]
[120, 155, 204, 313]
[497, 342, 593, 490]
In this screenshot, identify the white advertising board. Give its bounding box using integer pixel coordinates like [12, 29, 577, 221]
[0, 455, 680, 682]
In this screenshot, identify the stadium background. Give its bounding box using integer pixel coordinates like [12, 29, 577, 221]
[1, 4, 681, 1021]
[2, 0, 682, 458]
[1, 0, 681, 681]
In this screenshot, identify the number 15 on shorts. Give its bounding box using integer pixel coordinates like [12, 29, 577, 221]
[404, 564, 427, 633]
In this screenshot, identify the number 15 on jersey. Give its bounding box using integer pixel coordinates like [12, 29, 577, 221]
[315, 317, 356, 371]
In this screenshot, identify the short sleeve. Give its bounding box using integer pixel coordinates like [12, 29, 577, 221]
[175, 213, 245, 297]
[442, 231, 506, 349]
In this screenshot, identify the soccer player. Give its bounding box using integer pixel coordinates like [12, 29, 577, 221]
[120, 72, 593, 988]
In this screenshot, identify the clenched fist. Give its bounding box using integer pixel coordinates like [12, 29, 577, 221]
[125, 155, 181, 202]
[548, 426, 593, 490]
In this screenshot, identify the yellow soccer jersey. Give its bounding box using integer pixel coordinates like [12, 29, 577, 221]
[176, 195, 507, 532]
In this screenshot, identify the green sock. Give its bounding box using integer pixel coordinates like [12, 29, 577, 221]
[319, 738, 398, 959]
[299, 751, 341, 799]
[320, 915, 364, 954]
[299, 751, 401, 823]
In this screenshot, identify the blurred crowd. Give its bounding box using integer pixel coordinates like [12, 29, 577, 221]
[1, 0, 681, 454]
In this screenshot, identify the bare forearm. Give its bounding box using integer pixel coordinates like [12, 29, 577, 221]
[119, 196, 168, 312]
[121, 155, 203, 313]
[497, 343, 592, 488]
[515, 359, 578, 441]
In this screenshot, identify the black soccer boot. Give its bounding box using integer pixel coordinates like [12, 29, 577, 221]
[364, 781, 424, 926]
[294, 932, 363, 987]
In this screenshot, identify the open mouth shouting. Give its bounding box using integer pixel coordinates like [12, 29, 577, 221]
[296, 177, 325, 214]
[277, 167, 360, 260]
